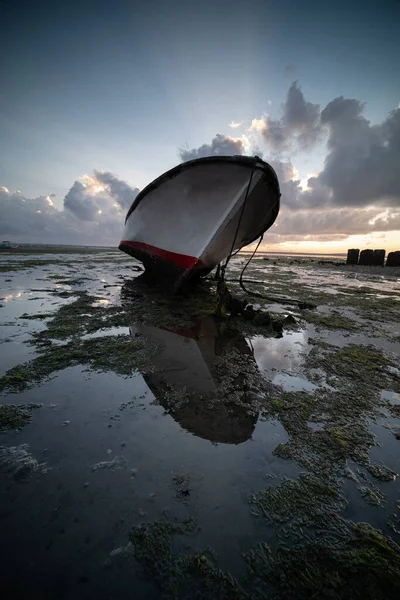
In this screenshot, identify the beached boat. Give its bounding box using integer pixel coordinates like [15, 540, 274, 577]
[119, 155, 280, 290]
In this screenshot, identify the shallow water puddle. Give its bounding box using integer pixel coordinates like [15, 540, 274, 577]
[382, 389, 400, 404]
[250, 329, 308, 372]
[271, 373, 318, 392]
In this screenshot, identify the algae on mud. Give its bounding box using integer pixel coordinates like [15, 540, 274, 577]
[0, 403, 42, 431]
[128, 512, 400, 600]
[0, 334, 159, 393]
[249, 472, 345, 523]
[130, 517, 247, 600]
[244, 522, 400, 600]
[301, 310, 359, 331]
[306, 341, 399, 389]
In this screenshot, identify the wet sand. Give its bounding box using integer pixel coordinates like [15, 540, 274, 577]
[0, 248, 399, 599]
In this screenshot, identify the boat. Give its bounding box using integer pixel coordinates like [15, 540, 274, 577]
[129, 315, 259, 444]
[119, 155, 280, 290]
[0, 241, 12, 249]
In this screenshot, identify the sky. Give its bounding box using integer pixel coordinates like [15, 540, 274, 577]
[1, 0, 399, 252]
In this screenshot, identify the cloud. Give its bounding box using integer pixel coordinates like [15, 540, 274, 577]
[274, 207, 400, 238]
[249, 116, 267, 133]
[0, 171, 139, 245]
[315, 99, 400, 207]
[179, 133, 245, 162]
[243, 83, 400, 211]
[94, 170, 140, 210]
[257, 81, 321, 153]
[229, 120, 243, 129]
[174, 81, 400, 245]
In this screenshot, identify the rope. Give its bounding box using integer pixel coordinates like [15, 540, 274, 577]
[219, 159, 257, 282]
[212, 157, 288, 310]
[238, 233, 264, 295]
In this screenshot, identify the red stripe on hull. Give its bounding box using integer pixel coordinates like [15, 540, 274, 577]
[120, 240, 206, 270]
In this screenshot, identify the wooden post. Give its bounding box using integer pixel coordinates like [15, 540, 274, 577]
[346, 249, 359, 265]
[386, 251, 400, 267]
[373, 249, 385, 266]
[359, 249, 374, 265]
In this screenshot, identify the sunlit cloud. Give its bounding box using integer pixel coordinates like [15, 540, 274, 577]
[229, 120, 243, 129]
[249, 116, 267, 133]
[299, 173, 318, 192]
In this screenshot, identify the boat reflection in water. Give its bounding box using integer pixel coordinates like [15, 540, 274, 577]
[129, 315, 259, 444]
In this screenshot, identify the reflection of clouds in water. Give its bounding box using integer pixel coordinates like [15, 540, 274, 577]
[381, 390, 400, 405]
[0, 291, 22, 302]
[250, 330, 308, 372]
[91, 299, 110, 307]
[272, 373, 317, 392]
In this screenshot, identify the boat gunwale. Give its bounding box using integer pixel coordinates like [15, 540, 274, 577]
[124, 155, 280, 224]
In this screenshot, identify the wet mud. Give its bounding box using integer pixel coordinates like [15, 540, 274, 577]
[0, 249, 399, 598]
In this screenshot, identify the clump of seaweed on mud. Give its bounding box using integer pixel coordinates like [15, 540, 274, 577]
[244, 521, 400, 600]
[306, 341, 400, 393]
[128, 511, 400, 600]
[261, 385, 380, 478]
[249, 472, 346, 523]
[129, 517, 246, 600]
[301, 309, 359, 332]
[0, 403, 42, 431]
[0, 334, 160, 393]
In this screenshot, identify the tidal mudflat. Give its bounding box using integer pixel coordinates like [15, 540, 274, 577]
[1, 248, 399, 599]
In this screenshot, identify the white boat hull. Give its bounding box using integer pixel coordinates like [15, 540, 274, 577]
[119, 156, 280, 289]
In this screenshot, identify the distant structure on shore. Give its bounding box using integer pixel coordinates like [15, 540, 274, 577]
[386, 251, 400, 267]
[346, 248, 400, 267]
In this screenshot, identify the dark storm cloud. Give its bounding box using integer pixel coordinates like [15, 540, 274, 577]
[316, 99, 400, 207]
[258, 85, 400, 211]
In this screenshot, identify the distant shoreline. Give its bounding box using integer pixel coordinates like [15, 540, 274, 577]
[1, 243, 347, 258]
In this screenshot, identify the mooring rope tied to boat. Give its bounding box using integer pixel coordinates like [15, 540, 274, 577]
[219, 157, 258, 282]
[215, 155, 282, 304]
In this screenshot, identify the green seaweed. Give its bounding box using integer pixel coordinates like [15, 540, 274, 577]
[302, 310, 358, 331]
[0, 403, 42, 431]
[0, 335, 159, 393]
[249, 473, 345, 523]
[129, 518, 247, 599]
[0, 259, 71, 273]
[244, 522, 400, 600]
[20, 313, 53, 320]
[367, 464, 397, 482]
[306, 342, 399, 392]
[263, 386, 377, 476]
